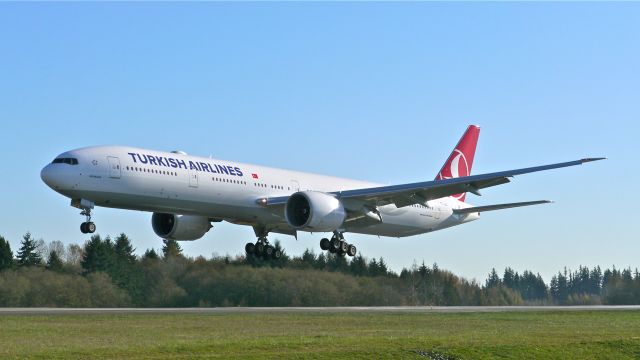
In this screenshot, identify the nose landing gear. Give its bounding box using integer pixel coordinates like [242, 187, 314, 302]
[80, 208, 96, 234]
[73, 199, 96, 234]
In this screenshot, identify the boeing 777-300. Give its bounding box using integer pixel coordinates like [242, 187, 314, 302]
[41, 125, 603, 258]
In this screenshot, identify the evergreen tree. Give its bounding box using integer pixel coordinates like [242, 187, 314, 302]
[418, 261, 429, 278]
[114, 233, 137, 265]
[550, 269, 569, 304]
[270, 240, 288, 267]
[0, 236, 14, 270]
[143, 248, 159, 260]
[315, 253, 327, 270]
[368, 258, 379, 276]
[326, 253, 348, 272]
[47, 249, 64, 272]
[589, 266, 603, 295]
[81, 235, 115, 273]
[503, 267, 516, 289]
[17, 232, 42, 267]
[349, 254, 368, 276]
[112, 233, 138, 287]
[485, 268, 501, 288]
[162, 239, 183, 259]
[377, 257, 389, 276]
[300, 249, 315, 267]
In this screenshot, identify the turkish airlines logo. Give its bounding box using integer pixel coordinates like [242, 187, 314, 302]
[438, 149, 469, 200]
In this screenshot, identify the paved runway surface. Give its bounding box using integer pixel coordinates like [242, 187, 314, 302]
[1, 306, 639, 315]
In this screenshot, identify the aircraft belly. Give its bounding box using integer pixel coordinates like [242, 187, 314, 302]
[65, 187, 271, 223]
[345, 208, 443, 237]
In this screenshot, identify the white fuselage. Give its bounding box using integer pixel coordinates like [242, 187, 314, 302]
[41, 146, 478, 239]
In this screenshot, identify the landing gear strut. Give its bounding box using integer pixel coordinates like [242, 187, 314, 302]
[245, 236, 282, 260]
[320, 232, 356, 257]
[80, 208, 96, 234]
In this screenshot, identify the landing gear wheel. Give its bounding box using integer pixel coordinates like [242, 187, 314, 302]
[80, 222, 96, 234]
[273, 248, 282, 259]
[320, 238, 330, 251]
[339, 240, 348, 253]
[347, 244, 357, 257]
[245, 242, 255, 254]
[329, 238, 341, 252]
[79, 206, 95, 234]
[255, 242, 265, 255]
[265, 245, 274, 258]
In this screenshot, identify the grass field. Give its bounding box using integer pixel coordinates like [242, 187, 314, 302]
[1, 310, 639, 359]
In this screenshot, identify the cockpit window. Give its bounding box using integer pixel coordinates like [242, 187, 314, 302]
[52, 158, 79, 165]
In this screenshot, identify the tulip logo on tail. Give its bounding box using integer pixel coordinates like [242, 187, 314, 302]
[437, 150, 470, 200]
[435, 125, 480, 202]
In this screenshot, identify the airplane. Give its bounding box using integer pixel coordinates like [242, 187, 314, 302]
[40, 125, 603, 259]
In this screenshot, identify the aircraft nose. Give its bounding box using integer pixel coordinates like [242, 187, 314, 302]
[41, 164, 55, 189]
[41, 163, 70, 190]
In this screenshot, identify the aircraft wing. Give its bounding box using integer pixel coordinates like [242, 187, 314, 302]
[263, 158, 604, 208]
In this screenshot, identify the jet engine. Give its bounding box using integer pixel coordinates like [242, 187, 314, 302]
[151, 213, 212, 240]
[285, 191, 346, 232]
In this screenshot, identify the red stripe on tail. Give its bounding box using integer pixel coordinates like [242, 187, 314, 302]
[435, 125, 480, 202]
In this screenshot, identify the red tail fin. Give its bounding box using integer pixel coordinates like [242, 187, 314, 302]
[435, 125, 480, 202]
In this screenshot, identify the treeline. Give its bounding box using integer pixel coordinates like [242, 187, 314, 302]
[0, 232, 638, 307]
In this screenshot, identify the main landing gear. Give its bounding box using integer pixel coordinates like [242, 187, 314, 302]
[245, 237, 282, 260]
[80, 208, 96, 234]
[320, 232, 357, 257]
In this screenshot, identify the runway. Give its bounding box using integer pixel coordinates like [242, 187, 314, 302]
[1, 305, 639, 315]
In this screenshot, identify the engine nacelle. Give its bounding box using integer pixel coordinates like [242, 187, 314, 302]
[151, 213, 212, 241]
[285, 191, 346, 232]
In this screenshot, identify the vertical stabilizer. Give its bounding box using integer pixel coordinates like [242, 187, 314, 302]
[435, 125, 480, 202]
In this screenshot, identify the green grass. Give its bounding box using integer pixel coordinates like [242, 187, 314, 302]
[0, 310, 639, 359]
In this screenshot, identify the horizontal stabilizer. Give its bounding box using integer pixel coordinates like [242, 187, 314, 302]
[452, 200, 552, 214]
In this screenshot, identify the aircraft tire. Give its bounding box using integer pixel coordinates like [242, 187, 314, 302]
[255, 242, 265, 255]
[245, 242, 255, 254]
[320, 238, 330, 250]
[347, 244, 357, 257]
[80, 222, 87, 234]
[273, 249, 282, 259]
[265, 245, 274, 258]
[329, 238, 341, 252]
[339, 240, 348, 253]
[87, 222, 96, 233]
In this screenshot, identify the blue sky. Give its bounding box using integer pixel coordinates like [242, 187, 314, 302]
[0, 3, 636, 282]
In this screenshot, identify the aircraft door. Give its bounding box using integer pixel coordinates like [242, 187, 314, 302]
[107, 156, 121, 179]
[189, 169, 198, 188]
[290, 180, 300, 192]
